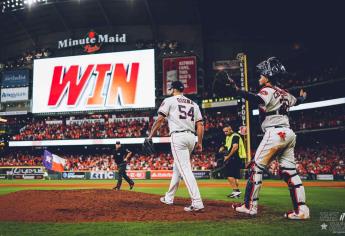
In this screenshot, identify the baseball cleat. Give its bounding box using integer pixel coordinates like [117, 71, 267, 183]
[284, 205, 310, 220]
[184, 205, 205, 212]
[160, 197, 173, 206]
[232, 203, 257, 216]
[112, 186, 120, 191]
[129, 183, 134, 190]
[227, 191, 241, 198]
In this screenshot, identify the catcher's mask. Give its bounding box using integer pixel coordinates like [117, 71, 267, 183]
[256, 57, 286, 84]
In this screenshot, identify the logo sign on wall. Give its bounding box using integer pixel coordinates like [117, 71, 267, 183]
[162, 57, 197, 95]
[1, 87, 29, 102]
[1, 69, 30, 87]
[192, 171, 210, 179]
[10, 167, 45, 180]
[126, 171, 146, 179]
[150, 170, 173, 179]
[32, 49, 155, 113]
[90, 171, 115, 179]
[58, 30, 127, 53]
[62, 172, 86, 179]
[12, 167, 44, 175]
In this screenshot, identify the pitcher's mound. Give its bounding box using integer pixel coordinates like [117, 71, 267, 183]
[0, 189, 265, 222]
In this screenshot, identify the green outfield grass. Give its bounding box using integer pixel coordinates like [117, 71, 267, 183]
[0, 179, 344, 236]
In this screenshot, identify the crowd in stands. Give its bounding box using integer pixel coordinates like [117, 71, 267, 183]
[203, 112, 238, 132]
[0, 48, 52, 70]
[280, 65, 345, 89]
[10, 106, 345, 141]
[289, 107, 345, 131]
[268, 144, 345, 179]
[1, 145, 344, 179]
[11, 114, 170, 141]
[13, 118, 149, 140]
[12, 111, 239, 141]
[245, 64, 345, 92]
[0, 151, 215, 171]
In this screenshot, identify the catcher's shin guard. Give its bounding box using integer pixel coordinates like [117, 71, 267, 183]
[280, 168, 306, 213]
[244, 163, 264, 209]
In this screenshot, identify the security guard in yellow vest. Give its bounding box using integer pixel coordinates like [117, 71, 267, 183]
[221, 125, 246, 198]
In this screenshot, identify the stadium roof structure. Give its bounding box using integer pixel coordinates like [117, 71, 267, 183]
[0, 0, 344, 47]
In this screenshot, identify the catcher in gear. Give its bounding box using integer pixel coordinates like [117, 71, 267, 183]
[229, 57, 310, 220]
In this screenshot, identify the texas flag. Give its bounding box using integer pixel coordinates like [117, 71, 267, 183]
[42, 150, 67, 172]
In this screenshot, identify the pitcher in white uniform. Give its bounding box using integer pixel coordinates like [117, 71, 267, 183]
[229, 57, 310, 220]
[148, 81, 205, 212]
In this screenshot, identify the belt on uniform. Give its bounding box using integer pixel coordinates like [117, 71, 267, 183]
[265, 110, 281, 116]
[266, 125, 285, 129]
[171, 130, 196, 135]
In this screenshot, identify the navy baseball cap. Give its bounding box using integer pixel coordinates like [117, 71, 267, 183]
[169, 81, 184, 92]
[116, 141, 121, 144]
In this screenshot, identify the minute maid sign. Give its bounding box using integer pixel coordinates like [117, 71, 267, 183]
[58, 30, 127, 53]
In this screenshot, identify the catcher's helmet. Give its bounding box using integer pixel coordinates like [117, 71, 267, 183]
[256, 57, 286, 82]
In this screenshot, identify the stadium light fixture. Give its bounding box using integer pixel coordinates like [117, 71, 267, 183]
[26, 0, 35, 6]
[1, 0, 47, 12]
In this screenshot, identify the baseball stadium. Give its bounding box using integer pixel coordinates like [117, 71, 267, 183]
[0, 1, 344, 235]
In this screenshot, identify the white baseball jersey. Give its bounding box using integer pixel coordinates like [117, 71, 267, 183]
[158, 95, 203, 134]
[246, 86, 308, 214]
[158, 94, 204, 209]
[257, 86, 297, 132]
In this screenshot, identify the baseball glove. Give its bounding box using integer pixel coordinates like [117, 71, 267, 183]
[142, 138, 155, 155]
[212, 70, 237, 97]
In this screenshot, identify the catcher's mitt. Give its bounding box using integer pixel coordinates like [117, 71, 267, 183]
[142, 138, 155, 155]
[212, 70, 237, 97]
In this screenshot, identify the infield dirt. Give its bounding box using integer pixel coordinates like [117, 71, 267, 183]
[0, 189, 265, 222]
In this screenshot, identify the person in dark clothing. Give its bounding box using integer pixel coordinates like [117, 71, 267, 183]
[113, 141, 134, 190]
